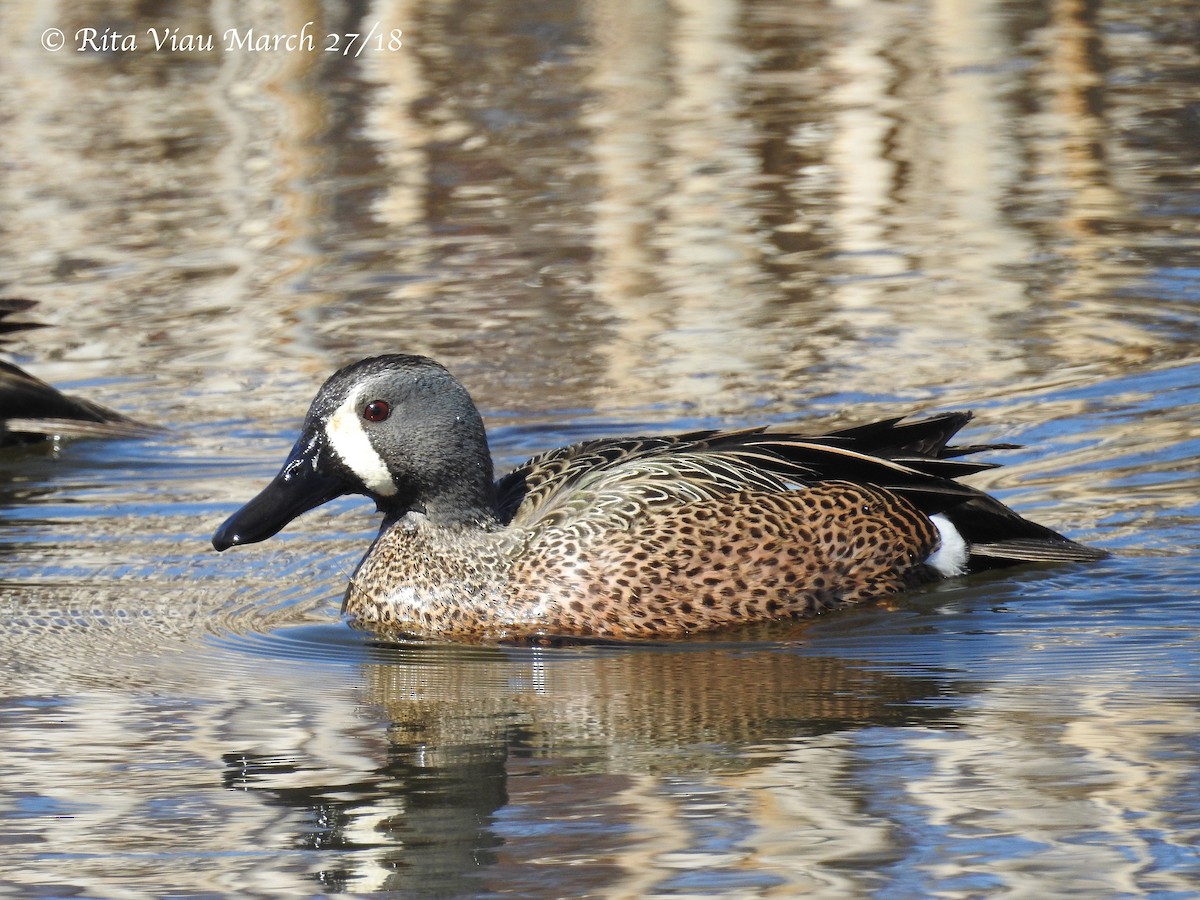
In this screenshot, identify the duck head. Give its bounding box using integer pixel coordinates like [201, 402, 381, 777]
[212, 355, 498, 551]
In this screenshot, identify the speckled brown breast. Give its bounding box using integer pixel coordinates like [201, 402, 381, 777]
[344, 481, 941, 641]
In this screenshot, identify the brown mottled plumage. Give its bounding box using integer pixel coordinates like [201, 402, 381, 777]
[212, 355, 1106, 642]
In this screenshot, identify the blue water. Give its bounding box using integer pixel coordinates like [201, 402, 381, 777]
[1, 0, 1198, 895]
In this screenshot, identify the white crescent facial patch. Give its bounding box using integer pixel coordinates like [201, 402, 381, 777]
[324, 386, 399, 496]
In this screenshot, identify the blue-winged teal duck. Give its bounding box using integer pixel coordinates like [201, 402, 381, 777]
[0, 298, 156, 445]
[212, 355, 1106, 641]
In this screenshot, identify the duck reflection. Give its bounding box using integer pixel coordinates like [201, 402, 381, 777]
[222, 641, 957, 894]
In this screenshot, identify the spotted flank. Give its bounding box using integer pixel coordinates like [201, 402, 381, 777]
[212, 354, 1107, 642]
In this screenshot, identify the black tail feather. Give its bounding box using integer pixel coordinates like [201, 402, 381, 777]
[939, 496, 1108, 570]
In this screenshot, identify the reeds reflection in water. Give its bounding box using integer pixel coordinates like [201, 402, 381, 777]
[0, 0, 1198, 894]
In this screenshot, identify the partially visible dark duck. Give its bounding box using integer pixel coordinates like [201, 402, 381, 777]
[0, 299, 156, 445]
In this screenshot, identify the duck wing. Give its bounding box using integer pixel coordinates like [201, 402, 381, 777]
[496, 412, 1104, 567]
[0, 360, 159, 442]
[497, 414, 986, 525]
[0, 298, 43, 339]
[0, 299, 158, 443]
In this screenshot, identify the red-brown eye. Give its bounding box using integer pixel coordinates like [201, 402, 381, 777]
[362, 400, 391, 422]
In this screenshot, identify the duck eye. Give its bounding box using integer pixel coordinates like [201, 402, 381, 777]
[362, 400, 391, 423]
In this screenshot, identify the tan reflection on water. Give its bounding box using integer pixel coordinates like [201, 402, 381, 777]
[584, 0, 780, 396]
[0, 0, 1197, 894]
[0, 0, 1185, 418]
[889, 689, 1200, 895]
[7, 627, 1196, 895]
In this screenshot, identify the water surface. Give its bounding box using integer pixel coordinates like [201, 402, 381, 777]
[0, 0, 1198, 895]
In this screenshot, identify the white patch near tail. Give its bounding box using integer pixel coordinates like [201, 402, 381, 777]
[927, 513, 969, 577]
[324, 387, 398, 496]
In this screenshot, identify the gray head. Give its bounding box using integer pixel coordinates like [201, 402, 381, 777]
[213, 355, 498, 550]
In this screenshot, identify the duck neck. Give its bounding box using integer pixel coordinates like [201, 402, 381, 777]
[421, 473, 501, 529]
[381, 439, 501, 530]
